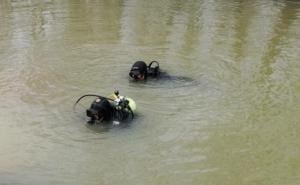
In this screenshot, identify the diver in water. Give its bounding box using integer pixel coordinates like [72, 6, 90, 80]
[129, 61, 160, 81]
[85, 90, 135, 124]
[128, 61, 196, 85]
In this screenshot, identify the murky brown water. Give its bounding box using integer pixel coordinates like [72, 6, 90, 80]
[0, 0, 299, 185]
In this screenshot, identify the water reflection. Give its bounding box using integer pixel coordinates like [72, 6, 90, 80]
[261, 3, 298, 77]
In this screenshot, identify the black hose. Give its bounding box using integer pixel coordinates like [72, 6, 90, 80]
[73, 94, 115, 111]
[148, 61, 159, 69]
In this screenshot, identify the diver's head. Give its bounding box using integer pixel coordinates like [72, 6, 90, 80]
[86, 107, 105, 121]
[86, 108, 100, 120]
[114, 90, 119, 96]
[86, 98, 108, 122]
[129, 61, 147, 81]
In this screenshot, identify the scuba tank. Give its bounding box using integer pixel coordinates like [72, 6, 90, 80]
[147, 61, 160, 77]
[113, 96, 136, 122]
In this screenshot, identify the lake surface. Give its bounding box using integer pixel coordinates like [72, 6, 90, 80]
[0, 0, 299, 185]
